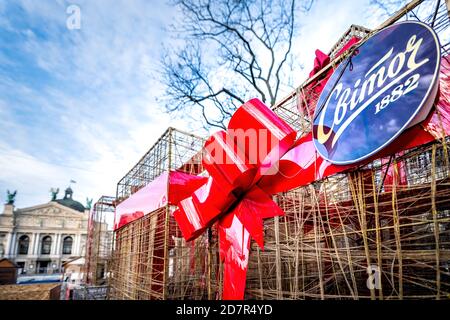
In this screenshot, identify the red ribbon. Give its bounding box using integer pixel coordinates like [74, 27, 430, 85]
[173, 98, 297, 299]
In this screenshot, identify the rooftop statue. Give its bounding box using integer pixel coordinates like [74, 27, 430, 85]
[86, 198, 93, 210]
[50, 188, 59, 201]
[6, 190, 17, 205]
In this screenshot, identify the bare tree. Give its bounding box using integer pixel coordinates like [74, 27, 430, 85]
[160, 0, 314, 129]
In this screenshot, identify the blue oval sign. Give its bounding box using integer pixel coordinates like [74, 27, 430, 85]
[312, 21, 440, 165]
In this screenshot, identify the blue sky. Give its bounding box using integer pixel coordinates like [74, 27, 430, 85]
[0, 0, 409, 209]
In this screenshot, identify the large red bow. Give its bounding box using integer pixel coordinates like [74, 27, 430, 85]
[173, 98, 297, 299]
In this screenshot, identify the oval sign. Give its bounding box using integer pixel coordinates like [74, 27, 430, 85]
[312, 21, 440, 165]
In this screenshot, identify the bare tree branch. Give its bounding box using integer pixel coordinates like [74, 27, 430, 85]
[160, 0, 313, 129]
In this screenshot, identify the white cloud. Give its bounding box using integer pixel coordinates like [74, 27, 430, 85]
[0, 0, 187, 208]
[0, 0, 417, 209]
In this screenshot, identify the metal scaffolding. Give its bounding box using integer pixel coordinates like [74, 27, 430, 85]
[116, 127, 205, 204]
[108, 128, 221, 300]
[271, 24, 372, 135]
[84, 196, 115, 286]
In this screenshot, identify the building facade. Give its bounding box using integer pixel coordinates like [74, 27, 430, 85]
[0, 187, 88, 275]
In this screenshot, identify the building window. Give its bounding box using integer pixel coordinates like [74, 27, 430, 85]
[38, 261, 49, 274]
[16, 262, 25, 274]
[18, 235, 30, 255]
[41, 236, 52, 255]
[63, 236, 73, 255]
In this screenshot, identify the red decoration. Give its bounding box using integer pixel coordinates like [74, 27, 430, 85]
[115, 171, 207, 230]
[174, 98, 297, 299]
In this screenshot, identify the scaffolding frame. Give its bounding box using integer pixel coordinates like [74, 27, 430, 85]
[84, 196, 115, 286]
[116, 127, 205, 204]
[327, 25, 371, 59]
[108, 128, 221, 300]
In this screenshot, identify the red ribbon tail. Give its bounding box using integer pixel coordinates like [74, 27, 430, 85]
[219, 213, 251, 300]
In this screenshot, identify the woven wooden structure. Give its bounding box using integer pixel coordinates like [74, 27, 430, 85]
[246, 140, 450, 299]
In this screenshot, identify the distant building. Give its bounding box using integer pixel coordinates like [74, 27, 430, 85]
[0, 187, 89, 276]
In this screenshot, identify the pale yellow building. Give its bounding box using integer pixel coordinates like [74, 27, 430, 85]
[0, 187, 89, 276]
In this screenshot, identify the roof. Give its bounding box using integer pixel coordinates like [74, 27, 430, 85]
[53, 186, 85, 212]
[0, 258, 19, 268]
[54, 198, 85, 212]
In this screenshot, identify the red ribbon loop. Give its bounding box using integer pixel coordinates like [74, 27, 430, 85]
[173, 98, 296, 299]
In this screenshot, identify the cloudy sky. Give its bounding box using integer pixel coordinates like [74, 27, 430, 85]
[0, 0, 410, 209]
